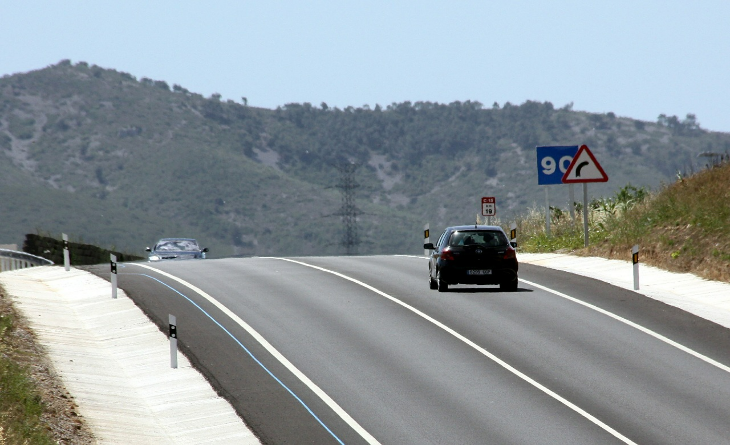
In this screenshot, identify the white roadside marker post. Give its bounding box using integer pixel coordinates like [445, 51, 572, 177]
[632, 245, 640, 290]
[62, 233, 70, 271]
[110, 254, 118, 299]
[510, 222, 517, 246]
[169, 314, 178, 369]
[424, 224, 430, 257]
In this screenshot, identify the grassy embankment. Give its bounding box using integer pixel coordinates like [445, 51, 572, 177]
[505, 160, 730, 283]
[0, 288, 56, 445]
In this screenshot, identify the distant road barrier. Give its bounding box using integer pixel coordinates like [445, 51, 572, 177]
[0, 248, 54, 272]
[23, 234, 144, 266]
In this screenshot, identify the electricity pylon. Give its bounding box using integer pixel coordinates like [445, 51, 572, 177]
[332, 162, 362, 255]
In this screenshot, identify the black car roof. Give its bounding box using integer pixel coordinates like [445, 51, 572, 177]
[447, 225, 504, 231]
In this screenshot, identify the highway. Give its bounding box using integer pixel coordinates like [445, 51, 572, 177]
[90, 255, 730, 444]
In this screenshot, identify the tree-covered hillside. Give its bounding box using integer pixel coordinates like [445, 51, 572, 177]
[1, 61, 728, 257]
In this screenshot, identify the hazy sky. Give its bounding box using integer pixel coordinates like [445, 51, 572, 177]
[2, 1, 728, 132]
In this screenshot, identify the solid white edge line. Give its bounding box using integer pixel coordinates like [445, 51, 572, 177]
[269, 257, 638, 445]
[398, 255, 730, 373]
[132, 263, 381, 445]
[520, 278, 730, 374]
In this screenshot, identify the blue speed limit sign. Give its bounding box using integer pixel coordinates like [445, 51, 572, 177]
[536, 146, 579, 185]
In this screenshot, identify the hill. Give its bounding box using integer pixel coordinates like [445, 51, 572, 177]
[2, 60, 729, 257]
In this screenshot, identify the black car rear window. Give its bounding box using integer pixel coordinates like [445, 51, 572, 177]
[448, 230, 508, 247]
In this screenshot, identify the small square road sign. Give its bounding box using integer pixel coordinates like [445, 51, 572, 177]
[481, 197, 496, 217]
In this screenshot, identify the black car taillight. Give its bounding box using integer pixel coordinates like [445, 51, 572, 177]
[503, 247, 516, 260]
[440, 247, 455, 261]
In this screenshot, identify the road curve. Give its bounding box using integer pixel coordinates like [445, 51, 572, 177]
[95, 255, 730, 444]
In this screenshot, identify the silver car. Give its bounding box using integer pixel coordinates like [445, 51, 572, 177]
[146, 238, 209, 261]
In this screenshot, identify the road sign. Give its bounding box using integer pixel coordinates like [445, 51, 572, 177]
[481, 197, 496, 216]
[536, 146, 579, 185]
[562, 145, 608, 183]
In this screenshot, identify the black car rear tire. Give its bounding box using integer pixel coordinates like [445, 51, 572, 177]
[437, 271, 449, 292]
[500, 279, 518, 292]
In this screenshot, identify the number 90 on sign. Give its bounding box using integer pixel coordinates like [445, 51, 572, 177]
[536, 145, 579, 185]
[541, 155, 573, 175]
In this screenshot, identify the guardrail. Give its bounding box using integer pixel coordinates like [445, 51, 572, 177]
[0, 249, 54, 272]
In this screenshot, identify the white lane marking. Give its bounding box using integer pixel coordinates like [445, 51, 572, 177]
[396, 256, 730, 373]
[132, 263, 381, 445]
[269, 257, 637, 445]
[520, 278, 730, 374]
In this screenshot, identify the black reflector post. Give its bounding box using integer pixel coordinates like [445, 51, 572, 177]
[110, 254, 118, 299]
[63, 233, 70, 271]
[632, 245, 640, 290]
[169, 314, 178, 369]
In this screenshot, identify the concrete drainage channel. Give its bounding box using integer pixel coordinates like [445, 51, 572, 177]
[0, 266, 260, 445]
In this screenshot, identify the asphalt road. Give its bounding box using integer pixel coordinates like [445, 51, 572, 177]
[84, 255, 730, 444]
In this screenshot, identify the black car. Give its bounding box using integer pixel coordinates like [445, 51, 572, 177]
[424, 225, 518, 292]
[146, 238, 209, 262]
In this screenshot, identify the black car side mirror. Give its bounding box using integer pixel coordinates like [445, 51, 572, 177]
[510, 242, 517, 248]
[202, 247, 209, 253]
[424, 243, 435, 250]
[145, 247, 151, 252]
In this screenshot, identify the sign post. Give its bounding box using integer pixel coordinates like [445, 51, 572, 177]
[561, 145, 609, 247]
[545, 188, 551, 236]
[569, 184, 576, 224]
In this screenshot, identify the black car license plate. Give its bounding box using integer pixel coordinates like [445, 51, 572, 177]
[467, 269, 492, 275]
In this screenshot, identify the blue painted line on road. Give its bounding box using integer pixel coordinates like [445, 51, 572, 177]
[120, 272, 345, 445]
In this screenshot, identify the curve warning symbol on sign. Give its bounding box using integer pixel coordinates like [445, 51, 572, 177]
[561, 145, 608, 183]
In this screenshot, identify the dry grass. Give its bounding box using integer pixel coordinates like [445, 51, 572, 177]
[508, 161, 730, 283]
[583, 163, 730, 282]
